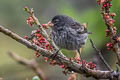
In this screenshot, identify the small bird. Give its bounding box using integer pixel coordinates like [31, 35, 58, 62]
[48, 15, 90, 59]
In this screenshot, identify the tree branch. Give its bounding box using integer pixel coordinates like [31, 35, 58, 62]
[0, 77, 3, 80]
[8, 51, 47, 80]
[97, 0, 120, 66]
[90, 39, 113, 71]
[26, 8, 59, 51]
[0, 25, 120, 79]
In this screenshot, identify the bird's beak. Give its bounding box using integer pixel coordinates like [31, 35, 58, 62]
[47, 21, 54, 27]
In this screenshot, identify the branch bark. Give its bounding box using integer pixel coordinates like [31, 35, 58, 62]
[8, 51, 47, 80]
[90, 39, 113, 71]
[0, 25, 120, 80]
[99, 0, 120, 66]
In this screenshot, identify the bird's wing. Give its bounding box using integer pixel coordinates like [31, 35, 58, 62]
[68, 22, 87, 35]
[67, 22, 88, 42]
[70, 22, 82, 30]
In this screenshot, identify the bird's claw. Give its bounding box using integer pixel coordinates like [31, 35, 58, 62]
[50, 49, 61, 60]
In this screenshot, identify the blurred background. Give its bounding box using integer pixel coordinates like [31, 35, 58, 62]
[0, 0, 120, 80]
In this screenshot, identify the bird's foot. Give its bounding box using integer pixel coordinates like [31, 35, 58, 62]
[50, 49, 61, 60]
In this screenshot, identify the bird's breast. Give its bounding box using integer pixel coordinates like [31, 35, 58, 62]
[52, 30, 88, 50]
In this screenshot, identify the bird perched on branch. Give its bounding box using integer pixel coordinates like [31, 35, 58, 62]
[47, 15, 91, 59]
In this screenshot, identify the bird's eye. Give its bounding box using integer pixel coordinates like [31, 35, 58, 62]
[54, 19, 59, 23]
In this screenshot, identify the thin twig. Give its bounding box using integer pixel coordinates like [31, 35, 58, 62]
[8, 51, 47, 80]
[29, 8, 59, 51]
[90, 39, 113, 71]
[99, 0, 120, 66]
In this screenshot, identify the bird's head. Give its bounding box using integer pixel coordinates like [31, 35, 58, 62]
[47, 15, 74, 29]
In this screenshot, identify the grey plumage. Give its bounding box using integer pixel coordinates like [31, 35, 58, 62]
[51, 15, 88, 50]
